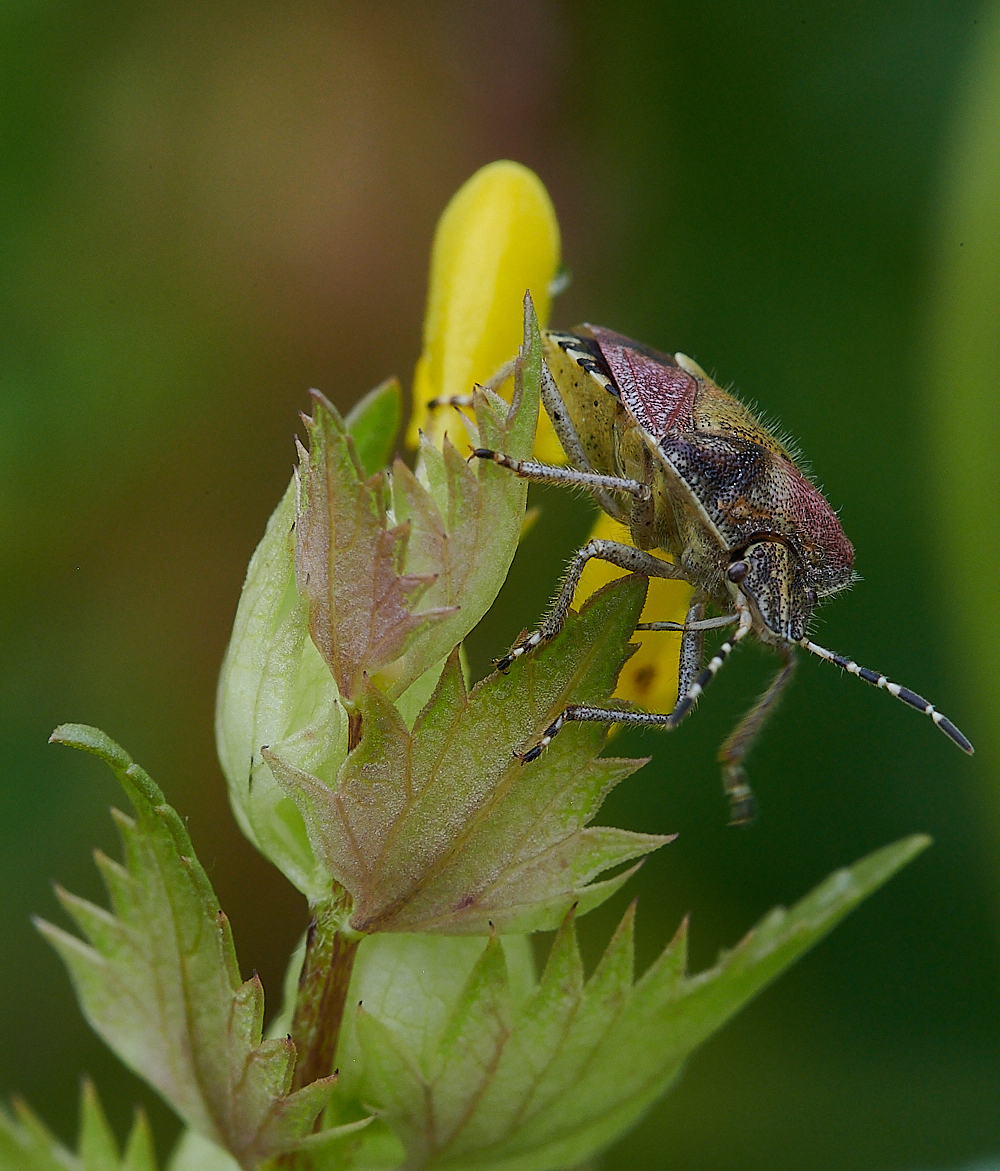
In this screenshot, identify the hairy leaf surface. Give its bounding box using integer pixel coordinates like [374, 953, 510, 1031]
[266, 576, 671, 936]
[358, 835, 930, 1171]
[35, 727, 347, 1170]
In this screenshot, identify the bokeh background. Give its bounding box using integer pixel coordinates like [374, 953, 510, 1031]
[3, 3, 999, 1169]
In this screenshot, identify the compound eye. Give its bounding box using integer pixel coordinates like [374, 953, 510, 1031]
[727, 560, 749, 584]
[807, 589, 818, 607]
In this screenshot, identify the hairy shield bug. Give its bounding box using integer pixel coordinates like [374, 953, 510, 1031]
[436, 324, 974, 823]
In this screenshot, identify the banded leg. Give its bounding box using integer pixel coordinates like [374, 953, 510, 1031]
[800, 638, 974, 754]
[470, 448, 651, 504]
[519, 594, 751, 765]
[496, 538, 690, 672]
[428, 355, 632, 522]
[665, 598, 754, 727]
[716, 646, 797, 826]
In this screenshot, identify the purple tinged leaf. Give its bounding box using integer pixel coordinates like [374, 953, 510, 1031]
[295, 391, 454, 701]
[266, 577, 672, 936]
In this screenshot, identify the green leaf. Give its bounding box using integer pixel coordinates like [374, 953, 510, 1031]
[357, 834, 930, 1170]
[165, 1132, 239, 1171]
[215, 388, 405, 900]
[345, 378, 403, 478]
[36, 726, 343, 1170]
[266, 575, 671, 936]
[383, 296, 541, 699]
[0, 1082, 157, 1171]
[0, 1098, 78, 1171]
[296, 390, 454, 703]
[214, 477, 341, 901]
[293, 298, 541, 707]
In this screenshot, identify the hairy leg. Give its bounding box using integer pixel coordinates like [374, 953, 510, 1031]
[496, 538, 691, 672]
[716, 645, 797, 826]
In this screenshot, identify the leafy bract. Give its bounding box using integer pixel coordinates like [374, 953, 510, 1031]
[358, 835, 930, 1171]
[0, 1081, 155, 1171]
[294, 297, 541, 704]
[295, 389, 450, 703]
[265, 575, 671, 936]
[214, 377, 404, 900]
[214, 477, 339, 901]
[35, 726, 349, 1171]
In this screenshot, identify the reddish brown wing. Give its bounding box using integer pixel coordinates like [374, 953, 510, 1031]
[584, 325, 699, 438]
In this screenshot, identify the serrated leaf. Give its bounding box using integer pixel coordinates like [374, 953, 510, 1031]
[266, 575, 671, 936]
[357, 834, 930, 1170]
[292, 297, 542, 710]
[79, 1079, 119, 1171]
[296, 391, 453, 702]
[383, 297, 541, 699]
[36, 726, 340, 1170]
[0, 1082, 157, 1171]
[0, 1099, 78, 1171]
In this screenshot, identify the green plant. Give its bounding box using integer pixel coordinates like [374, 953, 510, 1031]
[9, 162, 930, 1171]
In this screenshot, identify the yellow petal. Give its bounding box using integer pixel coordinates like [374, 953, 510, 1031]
[407, 160, 562, 458]
[572, 512, 693, 714]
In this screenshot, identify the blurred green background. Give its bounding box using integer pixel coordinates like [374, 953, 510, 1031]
[3, 3, 999, 1168]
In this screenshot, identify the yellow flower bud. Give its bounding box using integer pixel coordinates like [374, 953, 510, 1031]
[408, 160, 564, 461]
[573, 512, 693, 715]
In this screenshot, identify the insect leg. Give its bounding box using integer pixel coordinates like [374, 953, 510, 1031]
[520, 704, 674, 763]
[427, 357, 520, 411]
[519, 610, 747, 767]
[665, 597, 754, 728]
[471, 449, 651, 502]
[636, 614, 738, 633]
[716, 645, 797, 826]
[799, 638, 974, 754]
[496, 538, 691, 672]
[677, 596, 707, 700]
[519, 593, 747, 764]
[426, 393, 475, 409]
[540, 360, 629, 522]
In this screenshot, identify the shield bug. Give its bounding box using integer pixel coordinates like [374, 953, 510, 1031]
[438, 324, 973, 823]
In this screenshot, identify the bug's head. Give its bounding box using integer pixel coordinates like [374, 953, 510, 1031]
[726, 540, 816, 644]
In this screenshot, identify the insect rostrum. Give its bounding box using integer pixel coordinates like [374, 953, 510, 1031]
[458, 324, 974, 824]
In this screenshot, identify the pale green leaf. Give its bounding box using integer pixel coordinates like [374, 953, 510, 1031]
[36, 726, 337, 1170]
[214, 477, 341, 902]
[166, 1132, 239, 1171]
[357, 834, 930, 1170]
[266, 575, 670, 935]
[293, 298, 541, 708]
[214, 390, 398, 901]
[120, 1113, 157, 1171]
[79, 1080, 118, 1171]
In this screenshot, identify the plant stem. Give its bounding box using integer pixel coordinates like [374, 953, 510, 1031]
[290, 888, 361, 1093]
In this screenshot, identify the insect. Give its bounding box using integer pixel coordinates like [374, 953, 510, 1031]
[433, 324, 974, 823]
